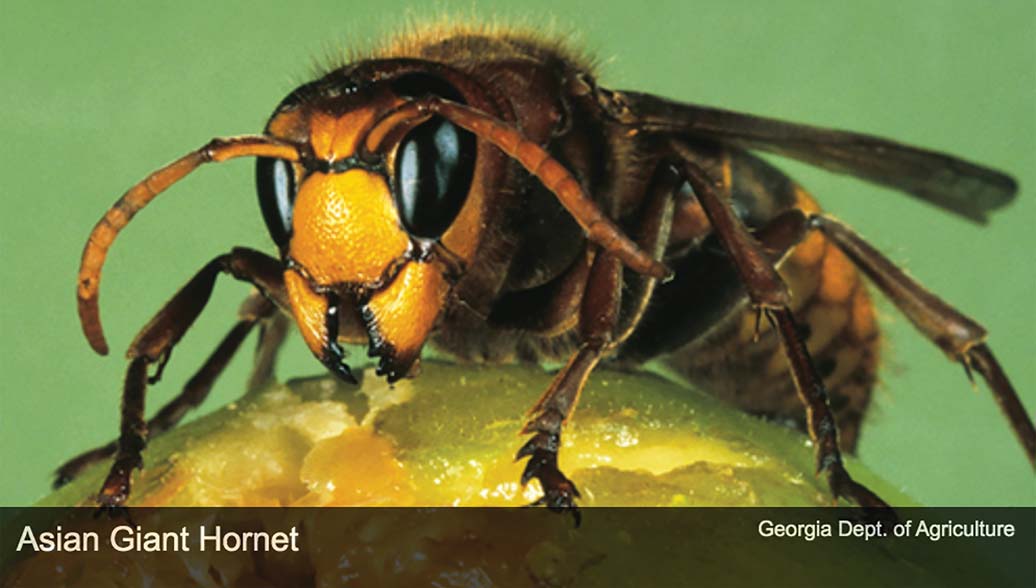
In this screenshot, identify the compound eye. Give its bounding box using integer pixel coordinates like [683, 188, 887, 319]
[255, 157, 296, 248]
[393, 116, 476, 240]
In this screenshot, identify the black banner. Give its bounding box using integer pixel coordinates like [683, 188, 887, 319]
[2, 507, 1033, 587]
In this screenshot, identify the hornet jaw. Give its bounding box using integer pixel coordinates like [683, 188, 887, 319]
[321, 293, 358, 385]
[359, 304, 409, 383]
[304, 241, 466, 385]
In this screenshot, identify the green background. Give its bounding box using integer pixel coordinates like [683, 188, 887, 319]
[1, 1, 1032, 506]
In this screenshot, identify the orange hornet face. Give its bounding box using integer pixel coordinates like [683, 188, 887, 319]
[256, 76, 485, 381]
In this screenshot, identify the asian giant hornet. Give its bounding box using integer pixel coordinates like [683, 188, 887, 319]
[56, 26, 1035, 515]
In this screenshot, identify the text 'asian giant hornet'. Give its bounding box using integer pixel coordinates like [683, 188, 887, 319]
[57, 25, 1035, 518]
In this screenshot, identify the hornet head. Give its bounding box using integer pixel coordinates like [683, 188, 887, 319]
[257, 66, 494, 381]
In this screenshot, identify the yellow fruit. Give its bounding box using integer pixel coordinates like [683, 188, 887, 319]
[16, 363, 1000, 587]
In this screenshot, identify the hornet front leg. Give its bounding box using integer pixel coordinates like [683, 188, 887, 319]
[516, 250, 622, 525]
[516, 178, 675, 524]
[93, 248, 287, 508]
